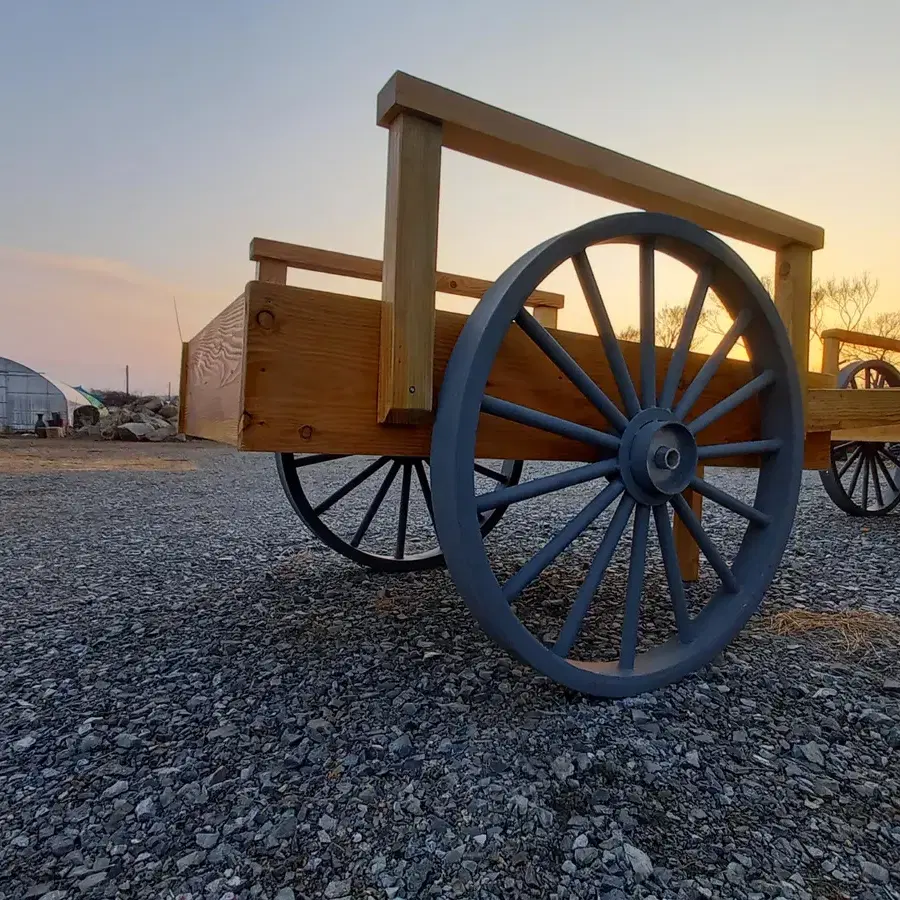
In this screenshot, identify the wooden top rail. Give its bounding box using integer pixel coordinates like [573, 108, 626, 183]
[250, 237, 565, 309]
[821, 328, 900, 354]
[377, 72, 825, 252]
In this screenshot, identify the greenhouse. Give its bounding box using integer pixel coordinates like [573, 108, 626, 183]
[0, 356, 103, 432]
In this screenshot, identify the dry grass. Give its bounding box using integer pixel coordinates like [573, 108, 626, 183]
[759, 608, 900, 654]
[0, 452, 195, 473]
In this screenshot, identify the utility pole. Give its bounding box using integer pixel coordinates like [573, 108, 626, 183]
[125, 365, 130, 400]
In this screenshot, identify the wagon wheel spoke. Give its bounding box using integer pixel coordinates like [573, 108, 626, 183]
[653, 503, 693, 643]
[869, 454, 885, 507]
[293, 453, 343, 468]
[395, 463, 412, 558]
[874, 450, 900, 492]
[481, 395, 620, 451]
[476, 459, 619, 513]
[671, 493, 739, 593]
[674, 309, 753, 420]
[880, 445, 900, 469]
[660, 264, 714, 409]
[846, 452, 866, 497]
[572, 250, 641, 417]
[837, 445, 863, 478]
[350, 461, 401, 548]
[861, 451, 871, 510]
[313, 456, 390, 516]
[639, 240, 656, 409]
[413, 461, 435, 526]
[502, 479, 626, 601]
[865, 368, 872, 389]
[514, 310, 628, 432]
[473, 462, 509, 482]
[619, 504, 651, 670]
[697, 439, 782, 461]
[553, 494, 635, 657]
[688, 475, 772, 527]
[687, 370, 775, 436]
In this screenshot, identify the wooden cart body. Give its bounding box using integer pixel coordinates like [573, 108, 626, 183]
[176, 72, 900, 696]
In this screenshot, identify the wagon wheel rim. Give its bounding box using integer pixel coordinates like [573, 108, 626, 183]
[820, 359, 900, 516]
[430, 211, 803, 697]
[276, 453, 523, 572]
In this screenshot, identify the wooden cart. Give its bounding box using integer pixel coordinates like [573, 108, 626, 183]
[179, 72, 900, 697]
[817, 329, 900, 515]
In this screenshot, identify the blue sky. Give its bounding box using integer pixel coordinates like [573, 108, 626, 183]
[2, 1, 898, 392]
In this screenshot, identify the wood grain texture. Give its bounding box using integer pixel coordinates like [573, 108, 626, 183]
[256, 258, 287, 284]
[181, 294, 248, 445]
[820, 328, 900, 355]
[377, 72, 824, 251]
[249, 237, 564, 309]
[774, 244, 813, 418]
[531, 305, 558, 328]
[808, 388, 900, 432]
[378, 112, 443, 423]
[239, 281, 830, 469]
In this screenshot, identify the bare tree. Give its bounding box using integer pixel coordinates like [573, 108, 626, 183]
[617, 302, 714, 349]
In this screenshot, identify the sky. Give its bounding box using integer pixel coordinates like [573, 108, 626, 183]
[2, 1, 899, 394]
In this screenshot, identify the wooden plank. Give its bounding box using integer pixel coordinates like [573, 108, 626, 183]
[820, 328, 900, 355]
[377, 72, 825, 251]
[378, 112, 443, 424]
[177, 341, 189, 434]
[675, 465, 703, 582]
[239, 281, 830, 469]
[249, 237, 564, 309]
[807, 388, 900, 431]
[181, 294, 248, 445]
[774, 244, 813, 418]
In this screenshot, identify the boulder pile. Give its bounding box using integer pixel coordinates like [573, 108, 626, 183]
[76, 396, 187, 442]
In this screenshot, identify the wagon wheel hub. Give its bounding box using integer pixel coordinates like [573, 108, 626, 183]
[618, 409, 698, 505]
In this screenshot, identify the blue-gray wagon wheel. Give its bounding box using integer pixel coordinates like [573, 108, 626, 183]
[275, 454, 523, 572]
[819, 359, 900, 516]
[430, 211, 803, 697]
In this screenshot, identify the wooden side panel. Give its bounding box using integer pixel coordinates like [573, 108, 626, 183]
[377, 72, 824, 251]
[177, 341, 189, 434]
[181, 294, 248, 445]
[240, 282, 830, 468]
[808, 388, 900, 432]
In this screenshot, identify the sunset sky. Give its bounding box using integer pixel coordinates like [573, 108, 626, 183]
[2, 1, 898, 394]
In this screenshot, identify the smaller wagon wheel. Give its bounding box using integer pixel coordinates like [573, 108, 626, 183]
[276, 454, 523, 572]
[819, 360, 900, 516]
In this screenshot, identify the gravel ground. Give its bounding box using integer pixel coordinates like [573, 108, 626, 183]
[1, 441, 899, 900]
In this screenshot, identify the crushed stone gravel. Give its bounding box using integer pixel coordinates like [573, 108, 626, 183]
[1, 444, 898, 899]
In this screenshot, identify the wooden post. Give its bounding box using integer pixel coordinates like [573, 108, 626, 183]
[532, 306, 558, 329]
[675, 464, 704, 582]
[378, 113, 443, 424]
[821, 333, 840, 379]
[256, 258, 288, 285]
[773, 244, 814, 416]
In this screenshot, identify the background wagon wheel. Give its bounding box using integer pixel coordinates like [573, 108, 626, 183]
[430, 211, 803, 697]
[276, 454, 523, 572]
[819, 359, 900, 516]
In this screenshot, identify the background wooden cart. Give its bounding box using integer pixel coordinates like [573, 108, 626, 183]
[179, 72, 900, 697]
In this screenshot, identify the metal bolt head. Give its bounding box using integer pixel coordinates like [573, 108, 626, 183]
[256, 310, 276, 330]
[409, 385, 416, 394]
[299, 425, 313, 440]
